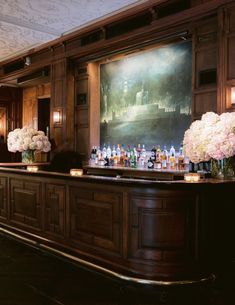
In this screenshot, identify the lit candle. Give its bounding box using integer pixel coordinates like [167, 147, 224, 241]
[184, 173, 200, 182]
[27, 165, 39, 172]
[70, 168, 83, 176]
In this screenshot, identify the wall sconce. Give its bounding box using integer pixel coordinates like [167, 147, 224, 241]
[231, 87, 235, 104]
[25, 56, 31, 66]
[53, 109, 62, 125]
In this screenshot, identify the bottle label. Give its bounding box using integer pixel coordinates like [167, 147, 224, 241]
[147, 161, 154, 169]
[155, 162, 162, 169]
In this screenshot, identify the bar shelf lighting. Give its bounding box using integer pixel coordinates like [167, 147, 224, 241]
[27, 165, 39, 172]
[184, 173, 200, 182]
[70, 168, 83, 176]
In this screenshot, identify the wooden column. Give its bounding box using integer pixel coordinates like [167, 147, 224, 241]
[192, 16, 218, 120]
[219, 2, 235, 112]
[50, 58, 75, 151]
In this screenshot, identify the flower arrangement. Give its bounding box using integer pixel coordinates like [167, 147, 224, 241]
[183, 112, 235, 163]
[7, 127, 51, 153]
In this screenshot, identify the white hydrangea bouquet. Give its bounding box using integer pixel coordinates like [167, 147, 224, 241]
[7, 127, 51, 163]
[183, 112, 235, 177]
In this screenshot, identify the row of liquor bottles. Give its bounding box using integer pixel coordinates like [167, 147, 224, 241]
[90, 144, 188, 170]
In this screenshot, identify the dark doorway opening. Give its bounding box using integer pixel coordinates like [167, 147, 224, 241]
[38, 98, 50, 136]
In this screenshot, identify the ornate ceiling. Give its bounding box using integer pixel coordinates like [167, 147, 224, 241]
[0, 0, 147, 63]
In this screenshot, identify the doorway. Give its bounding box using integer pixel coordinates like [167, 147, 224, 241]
[38, 98, 50, 136]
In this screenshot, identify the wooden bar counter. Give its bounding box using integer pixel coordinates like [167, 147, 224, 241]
[0, 166, 234, 285]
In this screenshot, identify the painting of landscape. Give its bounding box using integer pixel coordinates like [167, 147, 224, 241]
[100, 41, 192, 149]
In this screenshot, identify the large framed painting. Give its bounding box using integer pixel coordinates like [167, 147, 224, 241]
[100, 40, 192, 150]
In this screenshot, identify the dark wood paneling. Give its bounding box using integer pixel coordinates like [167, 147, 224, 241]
[193, 16, 218, 118]
[75, 63, 89, 157]
[44, 183, 66, 237]
[53, 79, 64, 108]
[220, 2, 235, 112]
[227, 4, 235, 32]
[0, 176, 8, 220]
[76, 128, 89, 156]
[0, 169, 234, 282]
[227, 36, 235, 80]
[195, 49, 217, 87]
[69, 185, 123, 256]
[76, 109, 88, 126]
[194, 90, 217, 116]
[9, 178, 42, 231]
[0, 0, 232, 153]
[0, 87, 22, 141]
[50, 60, 67, 149]
[129, 191, 196, 265]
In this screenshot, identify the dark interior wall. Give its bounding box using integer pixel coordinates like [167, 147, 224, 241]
[0, 86, 22, 136]
[0, 86, 22, 161]
[0, 0, 234, 158]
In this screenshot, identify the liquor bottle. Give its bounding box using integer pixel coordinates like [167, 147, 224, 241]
[155, 158, 162, 169]
[112, 145, 116, 157]
[95, 146, 100, 165]
[178, 144, 185, 170]
[107, 144, 111, 159]
[113, 153, 118, 165]
[120, 144, 125, 166]
[96, 146, 101, 160]
[156, 145, 161, 159]
[161, 146, 168, 169]
[104, 156, 109, 166]
[137, 144, 146, 168]
[169, 145, 175, 157]
[126, 145, 131, 159]
[151, 146, 156, 161]
[109, 153, 114, 166]
[111, 145, 117, 165]
[169, 153, 176, 170]
[90, 146, 96, 160]
[138, 156, 145, 168]
[147, 158, 154, 169]
[130, 148, 137, 168]
[124, 153, 130, 167]
[141, 144, 146, 159]
[137, 144, 142, 161]
[116, 144, 121, 164]
[133, 146, 138, 161]
[155, 145, 162, 169]
[169, 145, 176, 170]
[102, 144, 107, 159]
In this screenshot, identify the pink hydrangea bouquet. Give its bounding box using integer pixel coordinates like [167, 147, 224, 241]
[183, 112, 235, 163]
[7, 127, 51, 153]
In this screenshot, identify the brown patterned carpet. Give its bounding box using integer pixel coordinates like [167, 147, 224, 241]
[0, 234, 234, 305]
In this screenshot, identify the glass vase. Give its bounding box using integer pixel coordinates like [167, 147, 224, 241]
[211, 159, 224, 179]
[223, 156, 235, 179]
[21, 149, 35, 164]
[211, 157, 235, 179]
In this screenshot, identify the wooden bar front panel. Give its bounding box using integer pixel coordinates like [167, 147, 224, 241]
[0, 170, 234, 282]
[9, 178, 42, 231]
[69, 184, 123, 257]
[44, 183, 66, 238]
[128, 190, 197, 279]
[0, 177, 8, 221]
